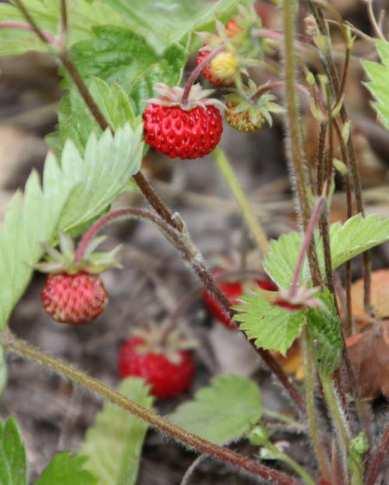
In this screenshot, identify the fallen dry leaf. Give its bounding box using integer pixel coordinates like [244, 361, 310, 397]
[351, 270, 389, 328]
[346, 320, 389, 400]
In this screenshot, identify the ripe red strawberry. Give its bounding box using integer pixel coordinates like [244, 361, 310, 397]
[196, 48, 238, 87]
[143, 83, 223, 159]
[118, 335, 195, 399]
[203, 270, 278, 329]
[41, 272, 108, 325]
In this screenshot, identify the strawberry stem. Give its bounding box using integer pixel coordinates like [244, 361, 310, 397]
[181, 45, 225, 106]
[290, 194, 326, 297]
[3, 330, 298, 485]
[0, 20, 58, 44]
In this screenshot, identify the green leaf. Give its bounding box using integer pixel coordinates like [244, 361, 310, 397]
[0, 124, 143, 328]
[306, 290, 342, 374]
[69, 26, 187, 114]
[363, 40, 389, 129]
[265, 214, 389, 289]
[80, 378, 153, 485]
[0, 418, 27, 485]
[234, 290, 305, 355]
[329, 213, 389, 269]
[169, 375, 261, 445]
[0, 0, 126, 56]
[263, 231, 303, 290]
[105, 0, 249, 54]
[48, 77, 137, 154]
[36, 453, 97, 485]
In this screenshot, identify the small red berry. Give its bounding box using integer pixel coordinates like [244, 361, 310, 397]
[118, 336, 195, 399]
[203, 270, 278, 329]
[143, 103, 222, 159]
[203, 280, 242, 329]
[41, 272, 108, 325]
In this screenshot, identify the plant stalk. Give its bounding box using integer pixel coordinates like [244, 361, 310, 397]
[302, 328, 331, 479]
[281, 0, 321, 287]
[321, 373, 351, 479]
[212, 147, 269, 257]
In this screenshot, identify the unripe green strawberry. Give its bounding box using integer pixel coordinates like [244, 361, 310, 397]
[225, 100, 264, 133]
[41, 272, 108, 325]
[224, 88, 282, 133]
[196, 48, 238, 87]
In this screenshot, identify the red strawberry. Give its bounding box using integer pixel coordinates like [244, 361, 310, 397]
[41, 272, 108, 325]
[118, 335, 195, 399]
[195, 48, 237, 87]
[203, 280, 242, 329]
[203, 270, 278, 329]
[143, 83, 223, 159]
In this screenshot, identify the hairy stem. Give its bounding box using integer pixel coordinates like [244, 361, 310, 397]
[3, 331, 297, 485]
[302, 328, 331, 479]
[213, 147, 269, 257]
[290, 195, 326, 296]
[281, 0, 321, 287]
[321, 373, 351, 479]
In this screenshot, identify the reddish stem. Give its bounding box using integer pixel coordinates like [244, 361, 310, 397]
[181, 46, 225, 106]
[0, 20, 57, 44]
[290, 195, 326, 296]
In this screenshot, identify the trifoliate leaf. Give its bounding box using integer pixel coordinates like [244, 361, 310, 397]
[48, 77, 137, 155]
[169, 375, 261, 445]
[36, 453, 97, 485]
[0, 124, 143, 328]
[0, 418, 27, 485]
[306, 290, 342, 375]
[0, 0, 126, 56]
[69, 26, 187, 114]
[105, 0, 250, 54]
[265, 214, 389, 289]
[81, 378, 153, 485]
[234, 290, 305, 355]
[363, 40, 389, 129]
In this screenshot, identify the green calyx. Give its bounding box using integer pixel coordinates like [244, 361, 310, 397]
[224, 82, 284, 132]
[35, 233, 121, 275]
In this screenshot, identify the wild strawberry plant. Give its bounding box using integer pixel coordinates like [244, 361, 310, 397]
[1, 0, 389, 484]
